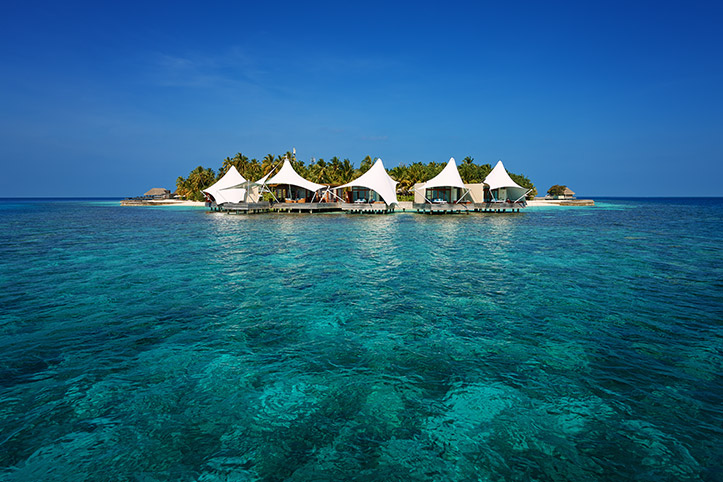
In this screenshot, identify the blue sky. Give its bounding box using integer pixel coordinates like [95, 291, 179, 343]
[1, 0, 721, 197]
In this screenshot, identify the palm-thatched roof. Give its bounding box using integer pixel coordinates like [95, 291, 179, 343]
[144, 188, 170, 196]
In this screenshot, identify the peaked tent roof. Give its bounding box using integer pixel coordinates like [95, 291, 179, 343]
[255, 171, 272, 185]
[223, 171, 272, 190]
[203, 166, 248, 204]
[339, 159, 398, 205]
[265, 159, 325, 192]
[422, 157, 466, 190]
[484, 161, 524, 190]
[484, 160, 530, 201]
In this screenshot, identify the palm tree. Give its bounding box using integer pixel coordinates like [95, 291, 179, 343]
[231, 152, 250, 178]
[175, 176, 190, 199]
[184, 166, 217, 201]
[290, 156, 307, 178]
[308, 158, 328, 184]
[359, 155, 374, 175]
[459, 156, 475, 183]
[261, 154, 277, 175]
[218, 157, 233, 178]
[246, 158, 262, 182]
[337, 158, 355, 184]
[390, 165, 416, 195]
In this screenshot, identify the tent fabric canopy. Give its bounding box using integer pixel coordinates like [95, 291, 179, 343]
[484, 160, 529, 201]
[203, 166, 248, 204]
[265, 159, 325, 193]
[255, 172, 272, 186]
[338, 159, 398, 205]
[484, 160, 524, 190]
[223, 171, 271, 190]
[421, 157, 466, 190]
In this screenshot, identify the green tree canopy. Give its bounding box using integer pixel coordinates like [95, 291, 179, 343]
[547, 185, 567, 196]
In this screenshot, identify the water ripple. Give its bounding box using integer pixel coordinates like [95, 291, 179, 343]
[0, 198, 721, 480]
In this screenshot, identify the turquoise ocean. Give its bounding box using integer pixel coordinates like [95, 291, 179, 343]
[0, 198, 721, 481]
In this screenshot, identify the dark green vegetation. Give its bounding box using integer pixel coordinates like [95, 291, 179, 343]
[547, 185, 567, 196]
[176, 152, 536, 201]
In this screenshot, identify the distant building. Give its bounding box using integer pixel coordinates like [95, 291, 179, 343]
[546, 187, 576, 200]
[144, 188, 171, 199]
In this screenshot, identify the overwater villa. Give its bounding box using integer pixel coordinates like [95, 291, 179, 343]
[414, 158, 472, 205]
[410, 158, 528, 213]
[202, 166, 251, 205]
[484, 160, 530, 203]
[263, 158, 326, 203]
[335, 159, 398, 212]
[202, 166, 270, 213]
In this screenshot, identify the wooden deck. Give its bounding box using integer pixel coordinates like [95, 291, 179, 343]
[212, 202, 272, 214]
[412, 202, 525, 214]
[270, 202, 342, 213]
[206, 201, 523, 215]
[340, 203, 395, 214]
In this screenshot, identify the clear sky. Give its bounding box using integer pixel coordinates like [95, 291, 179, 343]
[1, 0, 721, 197]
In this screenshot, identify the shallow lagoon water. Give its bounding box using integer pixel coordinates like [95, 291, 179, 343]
[0, 198, 721, 481]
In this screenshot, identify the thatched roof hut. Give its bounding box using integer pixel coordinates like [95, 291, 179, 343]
[144, 188, 171, 199]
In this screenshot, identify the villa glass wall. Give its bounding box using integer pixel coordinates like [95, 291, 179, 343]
[274, 187, 312, 202]
[349, 187, 380, 202]
[424, 187, 469, 203]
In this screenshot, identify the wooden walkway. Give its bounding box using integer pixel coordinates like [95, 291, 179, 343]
[211, 202, 272, 214]
[207, 201, 523, 215]
[270, 202, 342, 213]
[340, 203, 395, 214]
[412, 202, 525, 214]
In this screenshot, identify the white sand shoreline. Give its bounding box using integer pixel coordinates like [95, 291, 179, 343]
[527, 199, 595, 206]
[120, 199, 205, 207]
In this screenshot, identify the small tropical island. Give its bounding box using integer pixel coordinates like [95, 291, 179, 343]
[123, 150, 593, 210]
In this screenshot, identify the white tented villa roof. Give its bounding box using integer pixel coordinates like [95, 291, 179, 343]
[339, 158, 398, 205]
[219, 171, 273, 203]
[484, 160, 523, 190]
[484, 160, 529, 201]
[203, 166, 248, 204]
[255, 172, 272, 186]
[265, 159, 325, 193]
[224, 171, 271, 191]
[422, 157, 466, 190]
